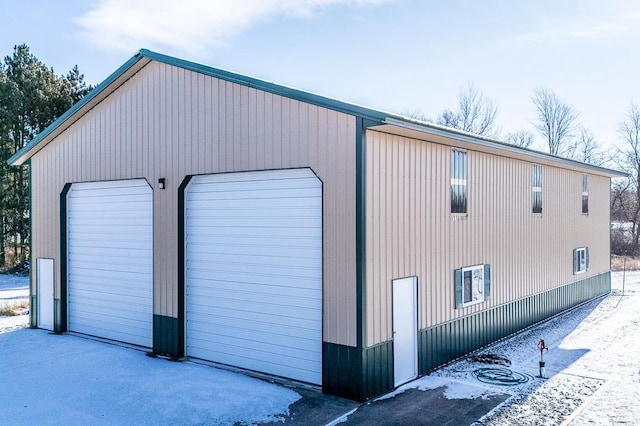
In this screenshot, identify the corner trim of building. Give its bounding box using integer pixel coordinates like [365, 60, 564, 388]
[355, 118, 384, 349]
[27, 159, 34, 327]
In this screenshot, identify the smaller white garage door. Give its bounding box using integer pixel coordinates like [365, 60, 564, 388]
[67, 179, 153, 348]
[185, 168, 322, 384]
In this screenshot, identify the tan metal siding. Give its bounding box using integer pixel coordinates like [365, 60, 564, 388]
[365, 130, 611, 346]
[29, 61, 357, 346]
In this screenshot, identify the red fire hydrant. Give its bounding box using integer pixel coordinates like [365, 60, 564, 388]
[538, 339, 549, 378]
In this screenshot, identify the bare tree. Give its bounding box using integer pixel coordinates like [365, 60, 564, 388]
[403, 108, 431, 123]
[532, 87, 578, 156]
[436, 83, 500, 138]
[504, 129, 534, 149]
[567, 125, 603, 165]
[612, 102, 640, 254]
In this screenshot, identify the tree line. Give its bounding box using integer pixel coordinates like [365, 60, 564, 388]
[0, 44, 91, 268]
[0, 45, 639, 268]
[409, 84, 640, 256]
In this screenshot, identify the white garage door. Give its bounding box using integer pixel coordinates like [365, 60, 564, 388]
[185, 168, 322, 384]
[67, 179, 153, 348]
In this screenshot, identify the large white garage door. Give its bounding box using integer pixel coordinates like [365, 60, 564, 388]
[185, 168, 322, 384]
[67, 179, 153, 348]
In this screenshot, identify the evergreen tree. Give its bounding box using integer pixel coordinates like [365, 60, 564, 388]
[0, 44, 91, 266]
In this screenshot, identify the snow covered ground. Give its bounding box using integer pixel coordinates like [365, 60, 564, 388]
[0, 330, 301, 425]
[378, 271, 640, 425]
[0, 273, 28, 300]
[1, 271, 639, 425]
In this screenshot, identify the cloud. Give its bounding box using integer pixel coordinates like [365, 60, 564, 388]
[75, 0, 392, 54]
[515, 13, 640, 44]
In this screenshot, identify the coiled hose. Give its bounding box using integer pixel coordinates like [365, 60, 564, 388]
[472, 367, 532, 386]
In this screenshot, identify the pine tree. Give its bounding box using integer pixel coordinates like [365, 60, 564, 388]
[0, 44, 91, 266]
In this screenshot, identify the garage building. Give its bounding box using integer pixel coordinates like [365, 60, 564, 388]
[9, 50, 623, 401]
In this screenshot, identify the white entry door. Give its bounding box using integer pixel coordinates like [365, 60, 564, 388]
[393, 276, 418, 387]
[37, 258, 54, 331]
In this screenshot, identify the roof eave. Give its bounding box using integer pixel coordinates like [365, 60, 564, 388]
[7, 52, 151, 166]
[379, 116, 627, 178]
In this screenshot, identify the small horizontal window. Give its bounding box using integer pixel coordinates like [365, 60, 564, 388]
[455, 264, 490, 308]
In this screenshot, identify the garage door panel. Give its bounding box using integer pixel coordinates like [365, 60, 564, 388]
[188, 252, 320, 270]
[188, 342, 321, 384]
[68, 262, 152, 278]
[186, 216, 320, 229]
[190, 244, 322, 267]
[185, 169, 322, 384]
[69, 284, 153, 303]
[187, 193, 321, 208]
[188, 300, 321, 324]
[188, 276, 321, 298]
[69, 302, 151, 324]
[188, 330, 320, 359]
[186, 225, 320, 239]
[187, 269, 321, 289]
[188, 304, 320, 327]
[187, 255, 321, 271]
[68, 321, 150, 344]
[67, 179, 153, 348]
[188, 314, 321, 340]
[188, 288, 321, 311]
[188, 179, 318, 193]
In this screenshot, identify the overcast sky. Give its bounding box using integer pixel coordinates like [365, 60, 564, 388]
[2, 0, 639, 151]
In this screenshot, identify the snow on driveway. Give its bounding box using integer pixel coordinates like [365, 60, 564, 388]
[1, 271, 639, 425]
[0, 330, 300, 426]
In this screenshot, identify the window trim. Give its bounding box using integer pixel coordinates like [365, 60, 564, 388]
[451, 149, 468, 214]
[455, 264, 490, 308]
[582, 174, 589, 214]
[532, 164, 542, 214]
[573, 247, 589, 274]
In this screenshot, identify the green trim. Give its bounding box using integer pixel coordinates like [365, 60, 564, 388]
[139, 50, 387, 123]
[28, 159, 34, 326]
[8, 48, 625, 179]
[381, 118, 626, 178]
[355, 118, 365, 349]
[53, 297, 63, 334]
[8, 49, 385, 166]
[355, 119, 383, 348]
[58, 183, 72, 333]
[322, 340, 393, 402]
[153, 315, 180, 358]
[29, 295, 37, 328]
[418, 272, 611, 374]
[355, 117, 381, 348]
[8, 54, 147, 166]
[176, 175, 193, 358]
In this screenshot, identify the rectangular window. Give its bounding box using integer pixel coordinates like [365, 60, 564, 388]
[451, 149, 467, 214]
[532, 164, 542, 213]
[573, 247, 589, 274]
[454, 264, 490, 308]
[582, 174, 589, 214]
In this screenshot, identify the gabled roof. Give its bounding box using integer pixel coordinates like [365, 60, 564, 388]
[8, 49, 626, 178]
